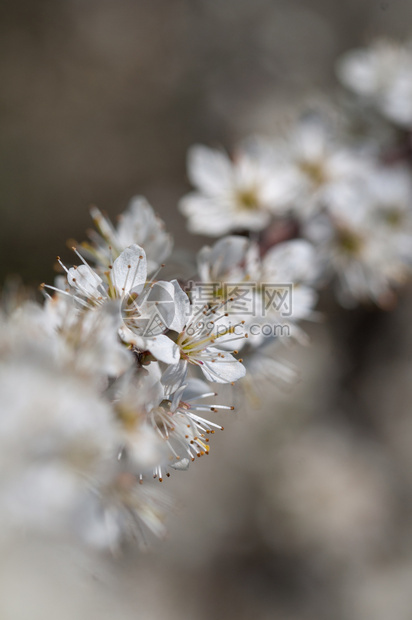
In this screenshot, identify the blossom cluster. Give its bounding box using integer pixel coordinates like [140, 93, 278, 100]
[1, 38, 412, 551]
[0, 186, 319, 549]
[180, 38, 412, 308]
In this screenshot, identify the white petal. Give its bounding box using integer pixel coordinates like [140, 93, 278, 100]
[117, 196, 173, 273]
[112, 244, 147, 296]
[168, 281, 191, 333]
[289, 286, 318, 320]
[137, 280, 178, 333]
[337, 49, 380, 96]
[182, 378, 213, 401]
[146, 335, 180, 364]
[198, 236, 250, 282]
[67, 265, 103, 299]
[201, 351, 246, 384]
[161, 360, 188, 397]
[179, 194, 238, 236]
[263, 240, 318, 282]
[187, 145, 233, 195]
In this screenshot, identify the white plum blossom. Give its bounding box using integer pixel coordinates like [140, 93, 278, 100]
[364, 164, 412, 263]
[337, 39, 412, 128]
[77, 472, 172, 551]
[46, 300, 133, 388]
[159, 284, 247, 389]
[179, 143, 296, 236]
[124, 377, 231, 480]
[0, 294, 181, 549]
[196, 235, 319, 347]
[197, 235, 257, 285]
[251, 239, 319, 345]
[252, 116, 372, 220]
[0, 317, 116, 534]
[48, 244, 182, 366]
[110, 364, 170, 476]
[7, 197, 248, 549]
[304, 165, 412, 306]
[65, 243, 148, 306]
[77, 196, 173, 275]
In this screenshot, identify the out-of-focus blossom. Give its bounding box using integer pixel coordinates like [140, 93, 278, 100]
[337, 39, 412, 128]
[250, 115, 372, 220]
[0, 315, 116, 534]
[304, 164, 412, 306]
[286, 116, 372, 219]
[364, 164, 412, 262]
[240, 345, 299, 409]
[78, 472, 172, 551]
[46, 299, 133, 389]
[179, 144, 296, 235]
[110, 364, 169, 473]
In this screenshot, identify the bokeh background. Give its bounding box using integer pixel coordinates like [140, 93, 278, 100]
[2, 1, 412, 619]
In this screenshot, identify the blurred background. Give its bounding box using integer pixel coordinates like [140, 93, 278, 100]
[2, 1, 412, 619]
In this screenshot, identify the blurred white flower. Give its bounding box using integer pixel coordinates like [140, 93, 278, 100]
[197, 235, 258, 285]
[110, 364, 170, 474]
[78, 472, 171, 551]
[0, 294, 176, 548]
[251, 239, 319, 346]
[304, 164, 412, 306]
[179, 144, 295, 235]
[49, 300, 133, 388]
[240, 345, 299, 409]
[0, 352, 116, 535]
[253, 115, 371, 220]
[365, 164, 412, 264]
[337, 39, 412, 128]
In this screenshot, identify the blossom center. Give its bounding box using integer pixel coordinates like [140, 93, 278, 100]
[381, 207, 403, 227]
[236, 187, 259, 211]
[336, 227, 363, 255]
[299, 159, 328, 187]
